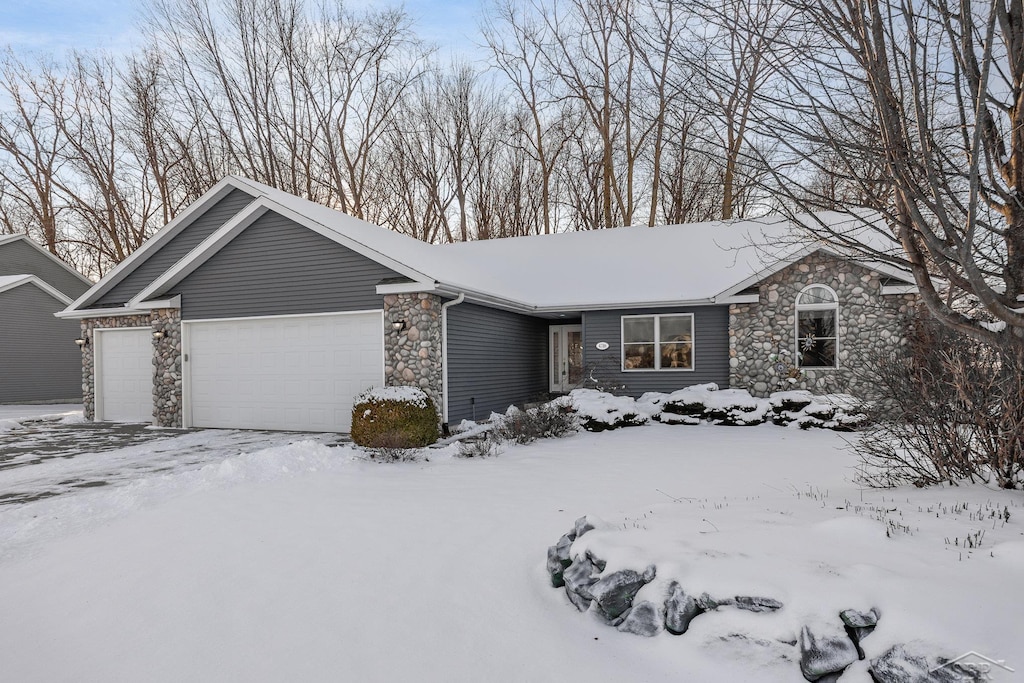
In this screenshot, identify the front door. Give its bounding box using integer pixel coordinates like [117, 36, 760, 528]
[550, 325, 583, 393]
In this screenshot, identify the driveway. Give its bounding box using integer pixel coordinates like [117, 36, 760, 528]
[0, 414, 347, 507]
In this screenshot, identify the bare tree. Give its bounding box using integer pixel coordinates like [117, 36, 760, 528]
[0, 51, 66, 255]
[761, 0, 1024, 340]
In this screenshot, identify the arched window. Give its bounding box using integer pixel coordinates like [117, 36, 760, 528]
[795, 285, 838, 368]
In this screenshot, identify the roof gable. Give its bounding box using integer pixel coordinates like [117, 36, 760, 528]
[83, 187, 255, 309]
[0, 274, 73, 305]
[0, 235, 91, 297]
[159, 208, 404, 320]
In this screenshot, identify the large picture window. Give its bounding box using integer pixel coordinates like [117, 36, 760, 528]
[796, 285, 838, 368]
[622, 313, 694, 371]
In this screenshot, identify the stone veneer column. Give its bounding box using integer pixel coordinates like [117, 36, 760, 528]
[382, 293, 444, 415]
[80, 309, 183, 427]
[151, 308, 183, 427]
[728, 252, 919, 399]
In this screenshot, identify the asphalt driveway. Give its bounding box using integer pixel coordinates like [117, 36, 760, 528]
[0, 415, 347, 507]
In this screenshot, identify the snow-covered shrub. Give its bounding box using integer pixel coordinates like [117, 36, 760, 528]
[557, 389, 648, 432]
[455, 438, 504, 458]
[658, 384, 719, 418]
[768, 392, 866, 431]
[490, 403, 579, 444]
[702, 389, 770, 426]
[350, 387, 439, 449]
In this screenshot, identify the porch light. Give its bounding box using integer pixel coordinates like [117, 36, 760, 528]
[75, 337, 88, 347]
[153, 330, 166, 340]
[392, 320, 408, 332]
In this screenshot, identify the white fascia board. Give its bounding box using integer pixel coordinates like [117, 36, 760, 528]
[376, 281, 439, 295]
[258, 198, 435, 285]
[134, 294, 182, 309]
[714, 294, 760, 305]
[129, 204, 271, 307]
[55, 305, 151, 319]
[0, 275, 73, 304]
[63, 178, 251, 313]
[880, 284, 919, 295]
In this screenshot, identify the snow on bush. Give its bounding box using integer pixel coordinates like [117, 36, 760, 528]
[558, 386, 865, 431]
[350, 386, 439, 449]
[554, 389, 649, 432]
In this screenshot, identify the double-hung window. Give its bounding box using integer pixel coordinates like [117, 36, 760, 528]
[622, 313, 694, 371]
[796, 285, 838, 368]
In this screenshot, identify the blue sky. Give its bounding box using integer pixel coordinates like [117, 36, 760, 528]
[2, 0, 485, 58]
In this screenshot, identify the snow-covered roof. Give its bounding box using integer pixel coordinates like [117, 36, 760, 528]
[229, 177, 905, 311]
[61, 176, 911, 317]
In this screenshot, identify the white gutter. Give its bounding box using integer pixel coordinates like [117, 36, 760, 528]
[55, 305, 152, 319]
[440, 292, 466, 426]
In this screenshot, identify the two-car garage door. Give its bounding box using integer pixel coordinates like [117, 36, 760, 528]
[185, 312, 383, 432]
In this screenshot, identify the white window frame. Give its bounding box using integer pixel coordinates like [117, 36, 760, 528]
[620, 313, 695, 372]
[795, 284, 839, 369]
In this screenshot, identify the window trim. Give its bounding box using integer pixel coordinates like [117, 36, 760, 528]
[795, 284, 839, 369]
[620, 313, 695, 372]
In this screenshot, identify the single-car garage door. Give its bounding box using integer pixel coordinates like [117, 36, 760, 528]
[185, 311, 383, 432]
[95, 328, 154, 422]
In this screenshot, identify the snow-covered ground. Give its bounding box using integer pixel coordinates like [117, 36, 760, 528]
[0, 421, 1020, 682]
[0, 403, 81, 431]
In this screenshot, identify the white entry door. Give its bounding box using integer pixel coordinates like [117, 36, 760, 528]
[185, 311, 384, 432]
[550, 324, 583, 393]
[95, 328, 154, 422]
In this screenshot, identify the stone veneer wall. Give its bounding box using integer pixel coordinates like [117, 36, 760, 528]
[383, 293, 443, 415]
[81, 310, 183, 427]
[729, 252, 918, 398]
[151, 308, 183, 427]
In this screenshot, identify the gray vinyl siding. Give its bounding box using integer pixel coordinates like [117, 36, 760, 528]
[171, 210, 401, 320]
[0, 285, 83, 403]
[446, 303, 548, 424]
[90, 188, 255, 308]
[0, 240, 90, 297]
[582, 306, 730, 396]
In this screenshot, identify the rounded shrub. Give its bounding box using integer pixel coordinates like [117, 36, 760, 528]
[350, 387, 439, 448]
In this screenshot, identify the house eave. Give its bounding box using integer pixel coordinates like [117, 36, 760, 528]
[880, 284, 919, 295]
[55, 305, 152, 320]
[376, 281, 439, 295]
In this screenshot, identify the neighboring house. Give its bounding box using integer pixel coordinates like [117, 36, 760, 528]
[57, 176, 919, 431]
[0, 235, 92, 403]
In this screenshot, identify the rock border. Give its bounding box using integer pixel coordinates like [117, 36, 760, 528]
[546, 517, 981, 682]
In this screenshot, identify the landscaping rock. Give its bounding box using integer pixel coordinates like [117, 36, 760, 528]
[696, 592, 734, 611]
[563, 555, 601, 612]
[799, 625, 859, 682]
[617, 600, 665, 637]
[573, 516, 596, 539]
[588, 565, 656, 621]
[546, 534, 575, 588]
[869, 644, 983, 683]
[734, 596, 784, 613]
[664, 582, 704, 635]
[840, 608, 880, 659]
[584, 549, 607, 573]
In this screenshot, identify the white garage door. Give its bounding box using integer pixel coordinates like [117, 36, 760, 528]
[186, 312, 383, 432]
[96, 328, 154, 422]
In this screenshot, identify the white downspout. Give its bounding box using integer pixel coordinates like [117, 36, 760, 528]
[440, 292, 466, 427]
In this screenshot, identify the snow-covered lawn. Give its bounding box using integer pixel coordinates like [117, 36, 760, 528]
[0, 422, 1020, 682]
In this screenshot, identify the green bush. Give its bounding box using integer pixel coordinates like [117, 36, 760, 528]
[350, 387, 439, 448]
